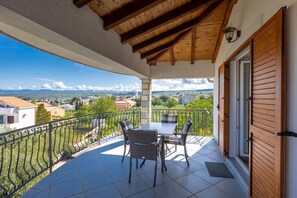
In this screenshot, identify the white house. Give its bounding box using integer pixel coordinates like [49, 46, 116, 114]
[0, 96, 37, 131]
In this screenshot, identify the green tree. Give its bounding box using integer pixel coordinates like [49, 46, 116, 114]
[164, 98, 179, 108]
[75, 105, 92, 116]
[70, 97, 80, 105]
[75, 96, 117, 116]
[90, 96, 118, 114]
[132, 98, 141, 107]
[36, 104, 51, 124]
[186, 97, 213, 110]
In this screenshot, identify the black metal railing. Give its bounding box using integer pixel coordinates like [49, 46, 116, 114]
[0, 110, 141, 197]
[0, 109, 212, 197]
[152, 109, 213, 136]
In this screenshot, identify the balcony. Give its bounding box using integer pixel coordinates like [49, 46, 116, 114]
[0, 109, 246, 198]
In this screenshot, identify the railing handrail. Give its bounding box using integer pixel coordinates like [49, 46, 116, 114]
[0, 110, 141, 136]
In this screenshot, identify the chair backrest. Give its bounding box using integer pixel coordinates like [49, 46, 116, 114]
[128, 129, 158, 161]
[181, 119, 193, 144]
[119, 120, 129, 142]
[161, 114, 178, 123]
[124, 119, 133, 130]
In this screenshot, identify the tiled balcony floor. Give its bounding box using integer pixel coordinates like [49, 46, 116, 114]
[23, 136, 247, 198]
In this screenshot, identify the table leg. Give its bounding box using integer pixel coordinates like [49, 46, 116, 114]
[161, 136, 167, 172]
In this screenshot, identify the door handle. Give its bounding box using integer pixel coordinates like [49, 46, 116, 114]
[277, 131, 297, 137]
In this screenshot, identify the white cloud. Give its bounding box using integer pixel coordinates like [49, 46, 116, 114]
[18, 86, 23, 90]
[32, 77, 56, 82]
[152, 78, 213, 91]
[41, 83, 52, 89]
[52, 81, 72, 89]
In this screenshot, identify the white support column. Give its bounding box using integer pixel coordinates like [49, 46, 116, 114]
[141, 79, 152, 124]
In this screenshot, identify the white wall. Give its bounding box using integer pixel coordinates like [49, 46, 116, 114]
[151, 60, 215, 79]
[0, 0, 150, 78]
[17, 108, 36, 129]
[213, 0, 297, 197]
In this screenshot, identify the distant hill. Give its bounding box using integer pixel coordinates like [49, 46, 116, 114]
[0, 89, 213, 100]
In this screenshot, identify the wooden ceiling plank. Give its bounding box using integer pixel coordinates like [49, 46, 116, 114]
[121, 0, 212, 44]
[73, 0, 92, 8]
[212, 0, 237, 63]
[132, 0, 223, 52]
[141, 30, 191, 59]
[169, 48, 175, 65]
[103, 0, 166, 30]
[191, 29, 197, 64]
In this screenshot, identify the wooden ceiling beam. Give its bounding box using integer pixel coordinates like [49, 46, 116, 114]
[191, 29, 197, 64]
[169, 48, 175, 65]
[132, 0, 223, 52]
[141, 30, 190, 59]
[147, 51, 167, 64]
[212, 0, 237, 63]
[102, 0, 166, 30]
[121, 0, 212, 44]
[73, 0, 92, 8]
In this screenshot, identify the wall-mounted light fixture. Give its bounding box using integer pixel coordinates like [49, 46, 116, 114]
[223, 27, 241, 43]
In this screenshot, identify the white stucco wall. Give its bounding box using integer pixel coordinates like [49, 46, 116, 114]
[150, 60, 215, 79]
[17, 108, 36, 129]
[0, 0, 150, 78]
[213, 0, 297, 197]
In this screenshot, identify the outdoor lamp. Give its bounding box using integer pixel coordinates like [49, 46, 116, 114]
[223, 27, 241, 43]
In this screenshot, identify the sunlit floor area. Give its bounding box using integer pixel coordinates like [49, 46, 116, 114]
[22, 136, 247, 198]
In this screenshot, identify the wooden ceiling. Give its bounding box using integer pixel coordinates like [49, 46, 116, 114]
[73, 0, 237, 65]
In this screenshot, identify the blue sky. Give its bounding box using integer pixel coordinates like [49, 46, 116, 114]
[0, 34, 213, 91]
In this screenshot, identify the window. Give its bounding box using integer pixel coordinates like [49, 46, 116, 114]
[0, 115, 3, 124]
[7, 116, 14, 124]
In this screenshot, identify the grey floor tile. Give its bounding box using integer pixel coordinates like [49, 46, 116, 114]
[78, 164, 106, 177]
[197, 148, 215, 156]
[85, 184, 121, 198]
[165, 164, 190, 179]
[66, 192, 86, 198]
[196, 185, 233, 198]
[34, 189, 50, 198]
[153, 181, 192, 198]
[114, 176, 150, 197]
[50, 179, 84, 198]
[128, 189, 159, 198]
[215, 178, 247, 198]
[193, 168, 225, 185]
[82, 171, 113, 191]
[22, 188, 41, 198]
[175, 174, 212, 194]
[138, 169, 172, 187]
[175, 159, 205, 173]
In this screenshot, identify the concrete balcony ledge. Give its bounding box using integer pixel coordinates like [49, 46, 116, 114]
[23, 136, 247, 198]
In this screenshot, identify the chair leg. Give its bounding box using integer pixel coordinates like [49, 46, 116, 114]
[154, 161, 157, 187]
[129, 157, 132, 183]
[140, 159, 146, 168]
[122, 144, 126, 162]
[136, 159, 138, 169]
[184, 145, 189, 167]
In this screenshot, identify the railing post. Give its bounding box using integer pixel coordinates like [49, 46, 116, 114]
[48, 123, 53, 173]
[98, 113, 101, 145]
[132, 110, 135, 128]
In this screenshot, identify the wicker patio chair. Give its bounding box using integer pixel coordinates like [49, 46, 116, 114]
[163, 119, 193, 166]
[119, 119, 131, 162]
[161, 114, 178, 152]
[127, 129, 161, 187]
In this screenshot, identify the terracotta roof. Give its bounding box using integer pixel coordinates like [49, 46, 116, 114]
[36, 102, 52, 107]
[0, 96, 37, 108]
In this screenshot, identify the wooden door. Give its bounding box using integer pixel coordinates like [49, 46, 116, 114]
[249, 8, 286, 198]
[218, 63, 230, 156]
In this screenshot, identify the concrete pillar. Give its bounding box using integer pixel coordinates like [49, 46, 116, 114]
[141, 79, 152, 124]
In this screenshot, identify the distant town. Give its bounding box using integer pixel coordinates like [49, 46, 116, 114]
[0, 89, 213, 133]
